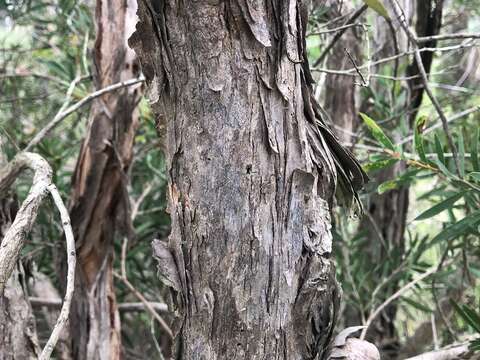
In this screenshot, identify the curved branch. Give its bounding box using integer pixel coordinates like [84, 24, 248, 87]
[0, 152, 76, 360]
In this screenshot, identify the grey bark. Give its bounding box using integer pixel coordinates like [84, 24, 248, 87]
[130, 1, 366, 359]
[0, 144, 40, 360]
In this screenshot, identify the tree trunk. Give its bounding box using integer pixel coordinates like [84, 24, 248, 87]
[130, 1, 366, 358]
[0, 145, 40, 360]
[66, 0, 141, 358]
[323, 1, 362, 145]
[406, 0, 444, 124]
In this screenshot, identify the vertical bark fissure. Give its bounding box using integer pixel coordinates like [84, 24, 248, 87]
[65, 0, 141, 358]
[131, 1, 366, 359]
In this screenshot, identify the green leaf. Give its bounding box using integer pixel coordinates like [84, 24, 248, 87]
[430, 211, 480, 245]
[473, 127, 479, 171]
[468, 172, 480, 182]
[360, 112, 396, 151]
[377, 169, 420, 194]
[414, 116, 427, 162]
[363, 158, 399, 172]
[451, 300, 480, 333]
[362, 0, 390, 19]
[434, 158, 456, 179]
[434, 133, 445, 165]
[469, 266, 480, 278]
[414, 192, 465, 221]
[402, 297, 432, 313]
[458, 132, 465, 178]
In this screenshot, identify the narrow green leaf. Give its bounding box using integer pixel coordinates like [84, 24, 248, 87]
[401, 297, 432, 313]
[462, 306, 480, 333]
[430, 211, 480, 245]
[362, 0, 390, 19]
[377, 169, 420, 194]
[363, 158, 399, 173]
[468, 172, 480, 182]
[414, 192, 465, 221]
[434, 159, 456, 179]
[434, 133, 445, 165]
[414, 116, 427, 162]
[469, 267, 480, 278]
[458, 132, 465, 178]
[473, 127, 479, 171]
[360, 112, 396, 151]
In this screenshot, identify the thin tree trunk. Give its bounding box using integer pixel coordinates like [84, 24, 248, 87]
[131, 1, 366, 358]
[0, 144, 40, 360]
[66, 0, 141, 358]
[406, 0, 444, 125]
[333, 1, 443, 357]
[324, 1, 362, 145]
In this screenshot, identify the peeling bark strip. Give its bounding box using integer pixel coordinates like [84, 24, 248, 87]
[131, 1, 366, 358]
[65, 0, 142, 358]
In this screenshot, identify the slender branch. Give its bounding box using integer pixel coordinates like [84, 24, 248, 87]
[25, 76, 145, 151]
[313, 43, 476, 75]
[389, 0, 461, 175]
[40, 183, 76, 360]
[313, 4, 368, 67]
[113, 272, 173, 339]
[417, 32, 480, 43]
[29, 297, 168, 313]
[405, 343, 474, 360]
[308, 23, 367, 36]
[396, 105, 480, 146]
[0, 152, 76, 360]
[360, 261, 451, 340]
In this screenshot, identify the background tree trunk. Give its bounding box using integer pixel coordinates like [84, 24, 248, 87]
[131, 1, 365, 358]
[65, 0, 141, 358]
[323, 1, 362, 145]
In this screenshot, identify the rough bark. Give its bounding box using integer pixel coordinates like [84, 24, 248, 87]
[0, 146, 40, 360]
[131, 1, 366, 358]
[65, 0, 141, 358]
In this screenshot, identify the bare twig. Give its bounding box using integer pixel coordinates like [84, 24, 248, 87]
[113, 272, 173, 339]
[405, 342, 474, 360]
[308, 23, 367, 36]
[416, 32, 480, 43]
[117, 222, 173, 339]
[389, 0, 461, 175]
[25, 77, 145, 151]
[29, 297, 168, 313]
[40, 184, 76, 360]
[313, 4, 368, 67]
[360, 261, 451, 340]
[0, 152, 76, 360]
[344, 48, 367, 86]
[313, 42, 476, 75]
[396, 105, 480, 146]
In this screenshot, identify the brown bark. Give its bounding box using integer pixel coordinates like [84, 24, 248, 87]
[131, 1, 366, 358]
[323, 1, 362, 145]
[65, 0, 141, 358]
